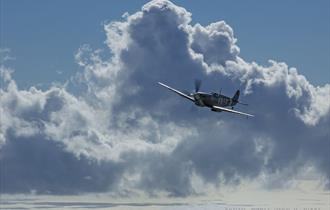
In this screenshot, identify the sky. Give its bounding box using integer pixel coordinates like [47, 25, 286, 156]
[1, 0, 329, 88]
[0, 0, 330, 209]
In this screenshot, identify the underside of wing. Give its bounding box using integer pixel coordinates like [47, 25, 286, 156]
[158, 82, 195, 102]
[212, 105, 254, 117]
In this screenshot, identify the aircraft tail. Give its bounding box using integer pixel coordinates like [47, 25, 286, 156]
[232, 90, 248, 106]
[232, 90, 240, 101]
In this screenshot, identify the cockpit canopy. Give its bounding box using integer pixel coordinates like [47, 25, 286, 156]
[211, 92, 219, 97]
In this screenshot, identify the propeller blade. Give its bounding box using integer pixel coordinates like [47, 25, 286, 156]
[195, 79, 201, 92]
[183, 90, 192, 96]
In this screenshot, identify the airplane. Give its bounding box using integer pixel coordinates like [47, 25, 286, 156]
[158, 80, 254, 117]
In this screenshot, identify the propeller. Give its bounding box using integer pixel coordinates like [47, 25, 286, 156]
[182, 90, 192, 96]
[194, 79, 202, 92]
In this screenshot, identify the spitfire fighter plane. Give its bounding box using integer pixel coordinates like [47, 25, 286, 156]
[158, 80, 254, 117]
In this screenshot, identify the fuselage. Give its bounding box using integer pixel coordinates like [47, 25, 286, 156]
[192, 92, 237, 109]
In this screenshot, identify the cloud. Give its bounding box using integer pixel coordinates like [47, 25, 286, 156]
[190, 22, 240, 66]
[0, 0, 329, 196]
[0, 48, 15, 63]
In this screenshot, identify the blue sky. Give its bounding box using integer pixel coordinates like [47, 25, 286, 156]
[1, 0, 329, 88]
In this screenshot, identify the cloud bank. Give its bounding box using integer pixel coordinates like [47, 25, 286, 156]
[0, 0, 329, 196]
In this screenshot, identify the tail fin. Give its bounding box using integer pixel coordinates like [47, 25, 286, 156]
[232, 90, 240, 101]
[232, 90, 248, 106]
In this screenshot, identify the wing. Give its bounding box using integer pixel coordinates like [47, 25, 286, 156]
[212, 105, 254, 117]
[158, 82, 195, 102]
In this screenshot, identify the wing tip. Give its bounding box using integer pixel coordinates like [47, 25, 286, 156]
[158, 81, 165, 86]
